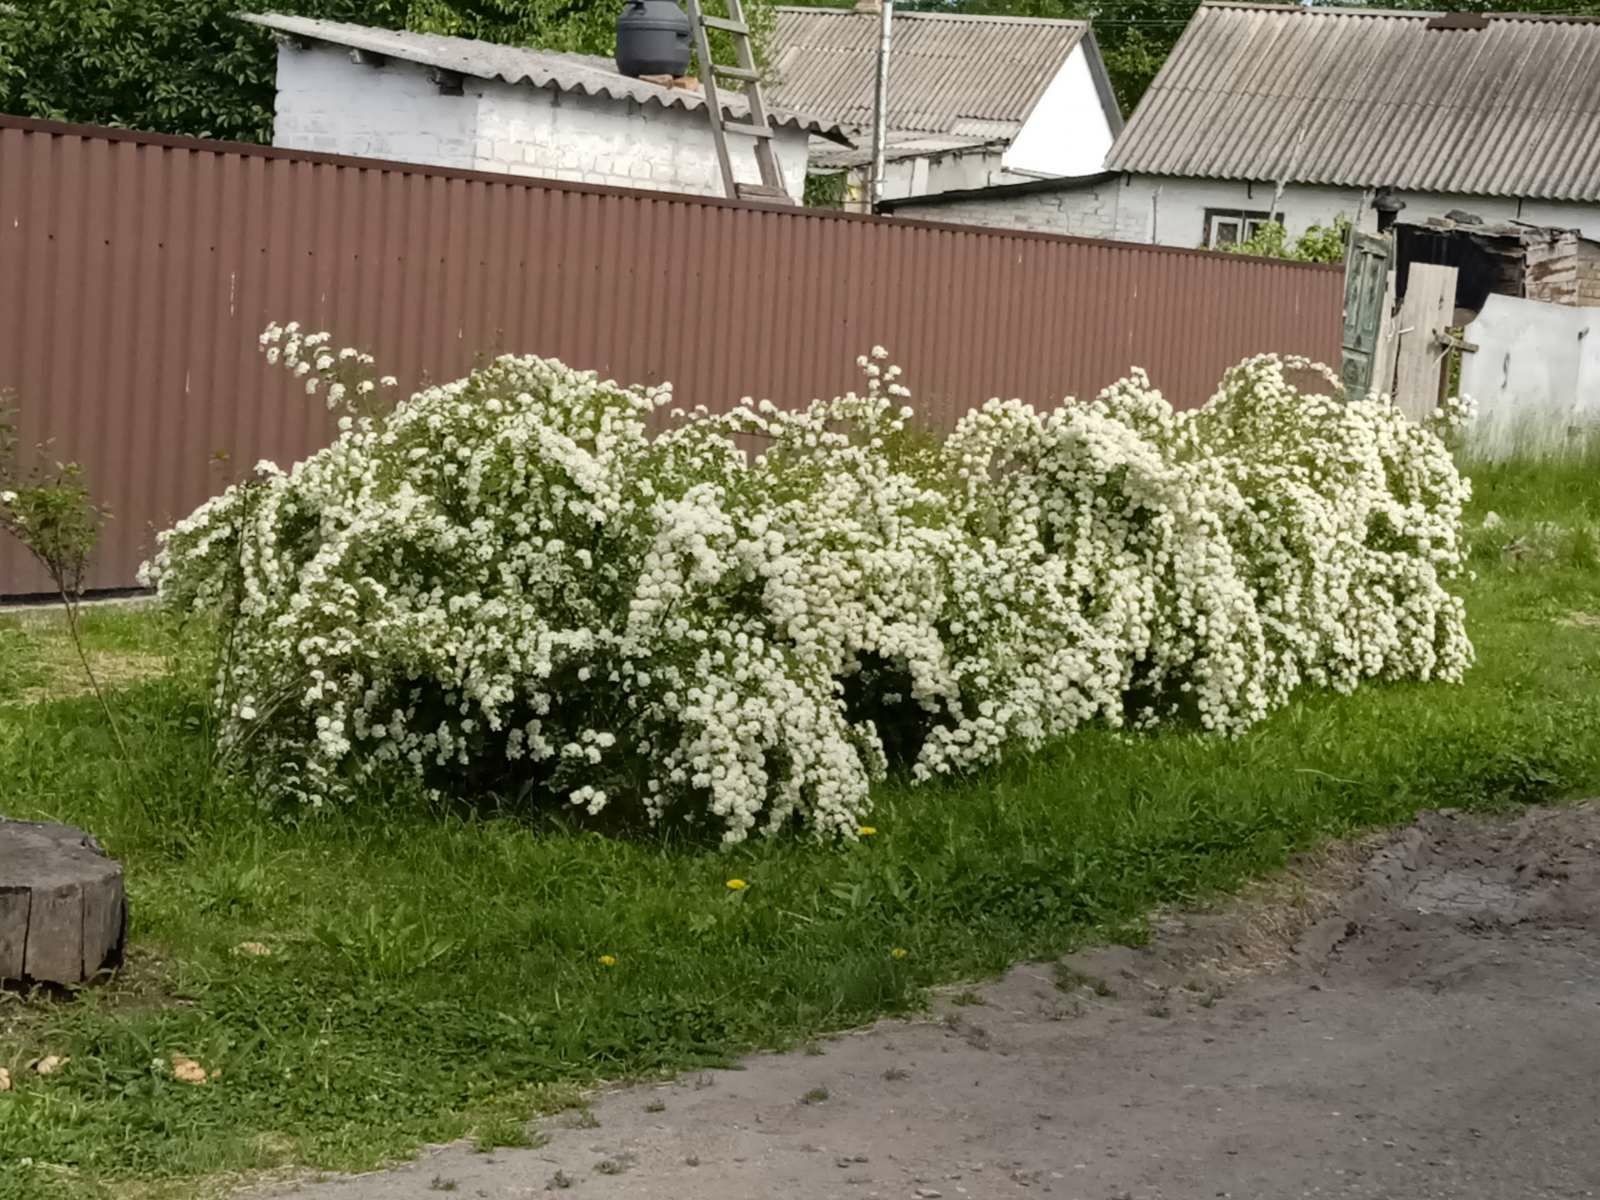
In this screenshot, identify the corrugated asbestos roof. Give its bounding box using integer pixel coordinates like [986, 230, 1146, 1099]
[810, 131, 1005, 169]
[768, 7, 1119, 144]
[241, 13, 851, 145]
[878, 170, 1121, 212]
[1105, 3, 1600, 201]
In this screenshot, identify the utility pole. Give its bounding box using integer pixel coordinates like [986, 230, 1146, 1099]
[868, 0, 893, 212]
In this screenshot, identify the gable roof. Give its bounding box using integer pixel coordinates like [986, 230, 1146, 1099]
[240, 13, 851, 145]
[1105, 3, 1600, 202]
[768, 8, 1120, 144]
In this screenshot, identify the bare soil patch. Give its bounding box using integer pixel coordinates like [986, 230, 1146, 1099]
[261, 802, 1600, 1198]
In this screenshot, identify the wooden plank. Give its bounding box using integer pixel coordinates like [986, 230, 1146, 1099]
[1393, 263, 1458, 422]
[700, 15, 750, 33]
[736, 184, 790, 203]
[1370, 268, 1400, 401]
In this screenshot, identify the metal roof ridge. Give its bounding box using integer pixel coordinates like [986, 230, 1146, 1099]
[239, 12, 853, 145]
[1198, 2, 1600, 24]
[773, 6, 1089, 26]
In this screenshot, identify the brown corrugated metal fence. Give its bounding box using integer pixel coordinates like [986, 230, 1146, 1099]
[0, 116, 1344, 595]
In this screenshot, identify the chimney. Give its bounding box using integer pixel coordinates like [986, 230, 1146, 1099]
[855, 0, 881, 13]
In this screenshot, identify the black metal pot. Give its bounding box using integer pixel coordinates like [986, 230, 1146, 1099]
[616, 0, 693, 78]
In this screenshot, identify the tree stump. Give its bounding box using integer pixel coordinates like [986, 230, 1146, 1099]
[0, 820, 126, 986]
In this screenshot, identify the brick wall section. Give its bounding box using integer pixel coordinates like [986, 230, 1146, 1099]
[1578, 241, 1600, 306]
[273, 42, 810, 201]
[474, 81, 810, 200]
[273, 42, 481, 168]
[888, 180, 1120, 238]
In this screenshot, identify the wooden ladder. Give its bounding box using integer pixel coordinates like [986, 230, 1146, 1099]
[685, 0, 790, 203]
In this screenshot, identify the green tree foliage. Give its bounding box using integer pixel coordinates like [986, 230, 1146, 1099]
[0, 0, 770, 145]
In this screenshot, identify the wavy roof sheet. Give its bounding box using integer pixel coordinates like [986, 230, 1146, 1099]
[1105, 3, 1600, 201]
[241, 13, 851, 145]
[768, 8, 1119, 142]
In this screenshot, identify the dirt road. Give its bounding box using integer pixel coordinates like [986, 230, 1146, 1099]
[264, 804, 1600, 1200]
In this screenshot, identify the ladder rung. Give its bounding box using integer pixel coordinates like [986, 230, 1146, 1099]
[711, 63, 761, 82]
[722, 119, 773, 139]
[737, 184, 790, 202]
[700, 15, 750, 33]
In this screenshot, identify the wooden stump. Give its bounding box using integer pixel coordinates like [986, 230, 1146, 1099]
[0, 820, 126, 986]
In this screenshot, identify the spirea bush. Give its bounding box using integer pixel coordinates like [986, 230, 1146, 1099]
[142, 324, 1474, 842]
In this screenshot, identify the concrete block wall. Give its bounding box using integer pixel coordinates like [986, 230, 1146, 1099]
[888, 180, 1120, 239]
[271, 43, 811, 202]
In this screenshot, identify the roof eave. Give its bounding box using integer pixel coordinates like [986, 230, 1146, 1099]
[239, 12, 853, 147]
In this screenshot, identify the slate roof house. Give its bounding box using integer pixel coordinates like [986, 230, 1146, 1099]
[767, 2, 1122, 210]
[241, 13, 849, 203]
[885, 4, 1600, 250]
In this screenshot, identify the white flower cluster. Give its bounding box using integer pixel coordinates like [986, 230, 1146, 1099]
[141, 333, 1474, 842]
[257, 322, 400, 421]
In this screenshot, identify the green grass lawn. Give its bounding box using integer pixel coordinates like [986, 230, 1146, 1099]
[1, 456, 1597, 1199]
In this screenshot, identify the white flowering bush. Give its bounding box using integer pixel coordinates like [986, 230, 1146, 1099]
[143, 325, 1473, 842]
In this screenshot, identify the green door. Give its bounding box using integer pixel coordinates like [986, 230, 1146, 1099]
[1341, 231, 1392, 398]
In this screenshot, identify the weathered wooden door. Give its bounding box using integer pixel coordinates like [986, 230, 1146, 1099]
[1341, 231, 1392, 398]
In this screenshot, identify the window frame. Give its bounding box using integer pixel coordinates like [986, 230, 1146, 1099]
[1204, 208, 1274, 250]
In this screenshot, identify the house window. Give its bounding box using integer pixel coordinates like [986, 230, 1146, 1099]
[1205, 209, 1273, 249]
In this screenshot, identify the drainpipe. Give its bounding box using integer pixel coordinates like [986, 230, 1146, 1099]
[863, 0, 893, 212]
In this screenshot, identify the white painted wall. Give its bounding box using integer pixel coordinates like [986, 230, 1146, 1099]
[887, 178, 1120, 239]
[271, 42, 812, 202]
[1115, 174, 1600, 248]
[1111, 176, 1365, 246]
[272, 42, 482, 169]
[834, 146, 1013, 212]
[1461, 294, 1600, 459]
[1004, 45, 1117, 178]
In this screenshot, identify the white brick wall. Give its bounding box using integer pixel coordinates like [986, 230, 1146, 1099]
[272, 43, 483, 169]
[888, 179, 1121, 239]
[473, 81, 809, 199]
[271, 43, 811, 202]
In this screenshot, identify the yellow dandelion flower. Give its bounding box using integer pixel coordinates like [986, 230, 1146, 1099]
[598, 954, 617, 968]
[857, 826, 877, 837]
[891, 947, 909, 960]
[725, 878, 748, 891]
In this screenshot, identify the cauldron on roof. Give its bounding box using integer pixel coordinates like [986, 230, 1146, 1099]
[616, 0, 693, 78]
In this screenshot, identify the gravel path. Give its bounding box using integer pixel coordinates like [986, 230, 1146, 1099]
[262, 803, 1600, 1200]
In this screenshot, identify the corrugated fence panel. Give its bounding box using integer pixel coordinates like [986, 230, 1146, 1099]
[0, 117, 1344, 595]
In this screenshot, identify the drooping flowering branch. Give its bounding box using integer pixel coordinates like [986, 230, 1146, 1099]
[142, 330, 1475, 842]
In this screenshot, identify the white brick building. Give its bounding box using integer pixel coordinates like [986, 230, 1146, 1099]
[886, 6, 1600, 252]
[1101, 5, 1600, 252]
[241, 13, 849, 202]
[768, 6, 1122, 212]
